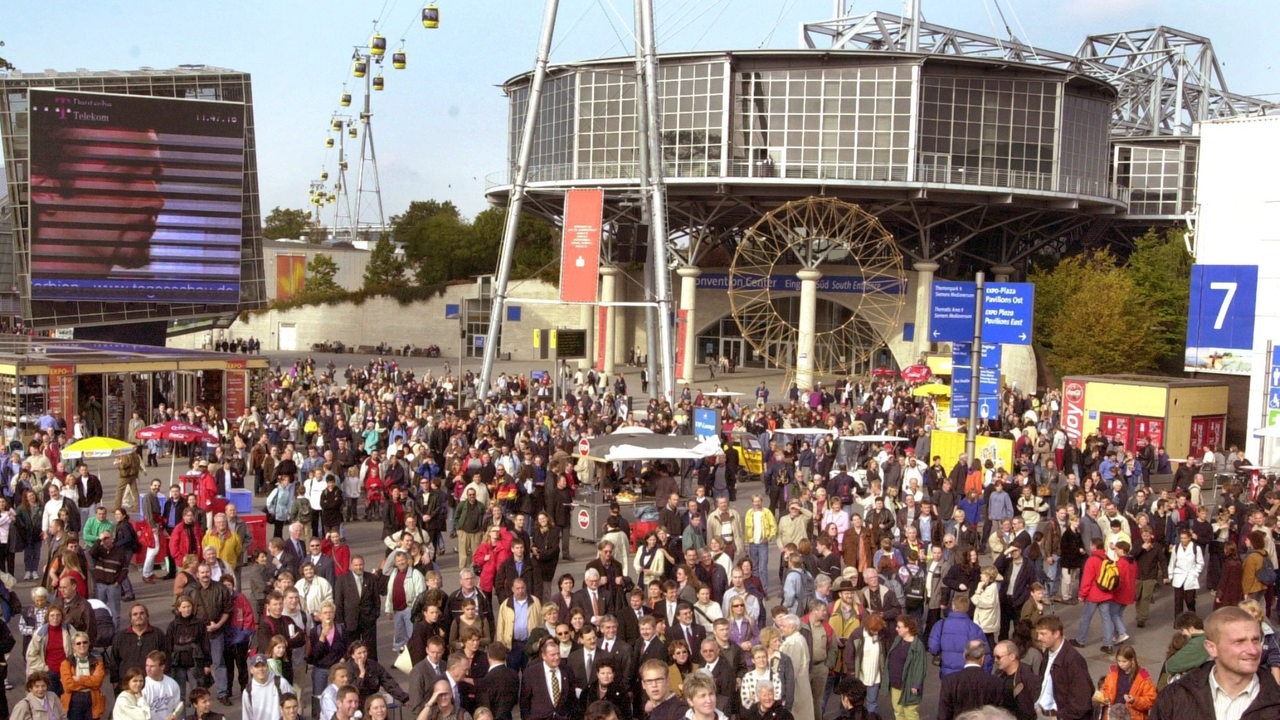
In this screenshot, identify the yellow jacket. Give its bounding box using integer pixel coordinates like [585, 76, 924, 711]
[743, 508, 777, 543]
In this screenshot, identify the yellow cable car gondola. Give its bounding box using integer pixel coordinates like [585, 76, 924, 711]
[340, 92, 351, 107]
[348, 126, 358, 138]
[331, 118, 343, 131]
[325, 137, 335, 148]
[392, 51, 407, 70]
[339, 161, 348, 171]
[422, 4, 440, 29]
[372, 75, 385, 91]
[320, 171, 329, 181]
[370, 34, 387, 56]
[353, 59, 367, 78]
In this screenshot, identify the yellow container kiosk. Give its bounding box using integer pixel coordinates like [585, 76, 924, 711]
[1060, 374, 1229, 463]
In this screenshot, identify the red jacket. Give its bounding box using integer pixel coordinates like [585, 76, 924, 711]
[472, 528, 513, 593]
[1079, 548, 1116, 604]
[1112, 556, 1137, 605]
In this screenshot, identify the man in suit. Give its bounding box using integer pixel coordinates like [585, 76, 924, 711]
[567, 623, 602, 692]
[653, 581, 681, 629]
[408, 636, 449, 716]
[1033, 615, 1095, 720]
[444, 652, 477, 713]
[334, 555, 382, 660]
[634, 615, 668, 668]
[476, 642, 520, 720]
[696, 637, 737, 713]
[664, 603, 707, 651]
[283, 522, 307, 570]
[994, 539, 1034, 641]
[571, 568, 613, 627]
[305, 536, 337, 586]
[617, 588, 647, 645]
[938, 640, 1005, 720]
[597, 615, 633, 685]
[520, 637, 576, 720]
[269, 537, 299, 579]
[494, 538, 539, 605]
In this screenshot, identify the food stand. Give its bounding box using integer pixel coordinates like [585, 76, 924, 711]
[570, 428, 719, 544]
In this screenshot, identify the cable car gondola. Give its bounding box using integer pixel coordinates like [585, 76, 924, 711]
[348, 126, 358, 138]
[320, 171, 329, 181]
[392, 51, 407, 70]
[352, 59, 368, 78]
[372, 75, 385, 91]
[331, 118, 343, 131]
[325, 137, 335, 148]
[422, 5, 440, 29]
[370, 34, 387, 56]
[340, 92, 351, 107]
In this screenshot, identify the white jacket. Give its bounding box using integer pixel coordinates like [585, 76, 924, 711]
[1167, 541, 1204, 589]
[971, 580, 1001, 634]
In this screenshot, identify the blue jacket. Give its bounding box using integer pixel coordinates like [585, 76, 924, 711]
[927, 610, 991, 676]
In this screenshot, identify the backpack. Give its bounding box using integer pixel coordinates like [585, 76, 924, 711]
[903, 568, 927, 607]
[1257, 553, 1277, 586]
[1096, 557, 1120, 592]
[787, 568, 815, 613]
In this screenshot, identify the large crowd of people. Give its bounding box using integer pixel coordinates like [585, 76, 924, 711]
[1, 355, 1278, 720]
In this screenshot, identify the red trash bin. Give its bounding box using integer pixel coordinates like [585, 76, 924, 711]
[243, 513, 268, 555]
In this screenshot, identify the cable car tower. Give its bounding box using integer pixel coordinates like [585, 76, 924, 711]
[325, 114, 356, 240]
[348, 25, 391, 244]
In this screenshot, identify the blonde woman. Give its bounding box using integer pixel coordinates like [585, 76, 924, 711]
[971, 566, 1002, 647]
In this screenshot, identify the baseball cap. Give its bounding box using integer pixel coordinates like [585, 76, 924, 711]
[251, 653, 268, 666]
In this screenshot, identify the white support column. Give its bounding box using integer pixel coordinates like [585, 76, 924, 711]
[912, 261, 939, 361]
[676, 266, 702, 385]
[992, 265, 1015, 282]
[600, 266, 619, 375]
[796, 268, 822, 391]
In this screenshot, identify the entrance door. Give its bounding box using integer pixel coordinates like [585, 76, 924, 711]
[720, 338, 744, 368]
[278, 324, 298, 352]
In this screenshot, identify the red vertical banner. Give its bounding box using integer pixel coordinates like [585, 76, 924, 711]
[225, 360, 247, 421]
[1062, 379, 1087, 445]
[1189, 415, 1226, 456]
[596, 306, 608, 372]
[559, 189, 605, 303]
[1134, 417, 1165, 451]
[276, 255, 306, 300]
[49, 365, 75, 421]
[675, 309, 688, 379]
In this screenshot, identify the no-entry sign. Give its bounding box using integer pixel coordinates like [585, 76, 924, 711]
[577, 508, 591, 529]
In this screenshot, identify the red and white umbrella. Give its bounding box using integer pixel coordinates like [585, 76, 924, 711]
[135, 421, 218, 483]
[901, 364, 933, 384]
[870, 367, 898, 378]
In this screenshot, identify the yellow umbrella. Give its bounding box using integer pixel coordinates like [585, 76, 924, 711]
[61, 436, 136, 460]
[912, 382, 951, 398]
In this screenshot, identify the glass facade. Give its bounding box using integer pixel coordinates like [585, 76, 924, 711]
[503, 54, 1120, 203]
[1114, 140, 1198, 216]
[734, 65, 913, 181]
[918, 74, 1057, 190]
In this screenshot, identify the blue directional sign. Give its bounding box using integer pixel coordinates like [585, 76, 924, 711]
[1269, 346, 1280, 391]
[951, 342, 1001, 419]
[1185, 265, 1258, 372]
[981, 283, 1035, 345]
[978, 396, 1000, 420]
[929, 281, 977, 342]
[930, 280, 1034, 345]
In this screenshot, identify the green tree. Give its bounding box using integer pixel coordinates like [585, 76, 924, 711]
[472, 207, 559, 283]
[263, 207, 313, 241]
[1125, 228, 1192, 372]
[363, 237, 406, 290]
[390, 200, 461, 245]
[1030, 249, 1157, 378]
[300, 254, 342, 297]
[401, 212, 475, 286]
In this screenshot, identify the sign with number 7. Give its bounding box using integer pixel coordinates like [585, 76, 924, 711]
[1185, 264, 1258, 375]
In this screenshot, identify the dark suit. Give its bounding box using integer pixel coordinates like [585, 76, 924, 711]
[993, 554, 1034, 640]
[408, 658, 446, 716]
[570, 587, 613, 623]
[598, 637, 632, 685]
[476, 663, 520, 720]
[617, 605, 645, 645]
[653, 599, 681, 629]
[938, 665, 1005, 720]
[305, 553, 337, 586]
[520, 661, 576, 720]
[334, 570, 382, 659]
[567, 645, 603, 691]
[664, 622, 706, 652]
[701, 657, 738, 712]
[999, 662, 1042, 720]
[634, 634, 669, 668]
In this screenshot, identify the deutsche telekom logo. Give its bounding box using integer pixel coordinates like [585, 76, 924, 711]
[54, 97, 72, 120]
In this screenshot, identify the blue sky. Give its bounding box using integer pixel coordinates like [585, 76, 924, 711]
[4, 0, 1277, 220]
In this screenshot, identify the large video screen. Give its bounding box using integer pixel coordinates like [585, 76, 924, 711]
[27, 89, 246, 303]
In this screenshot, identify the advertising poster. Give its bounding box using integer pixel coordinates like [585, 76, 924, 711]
[930, 429, 1015, 474]
[1062, 379, 1088, 445]
[558, 189, 604, 303]
[1099, 413, 1132, 450]
[1134, 417, 1165, 452]
[276, 254, 306, 300]
[1189, 416, 1226, 458]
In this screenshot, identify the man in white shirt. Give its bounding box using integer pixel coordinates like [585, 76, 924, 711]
[243, 653, 296, 720]
[142, 651, 182, 720]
